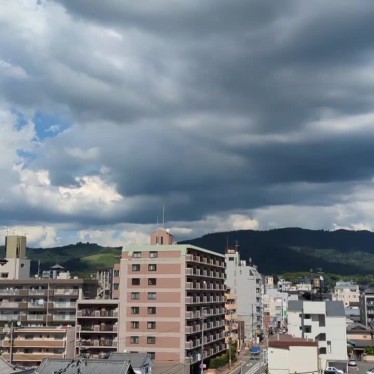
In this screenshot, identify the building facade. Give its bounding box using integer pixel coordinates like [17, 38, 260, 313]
[288, 300, 348, 369]
[225, 247, 263, 344]
[0, 279, 97, 328]
[1, 326, 75, 367]
[76, 299, 119, 359]
[118, 231, 226, 371]
[333, 281, 360, 308]
[360, 288, 374, 327]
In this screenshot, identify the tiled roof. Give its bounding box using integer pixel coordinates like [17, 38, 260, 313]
[108, 353, 151, 368]
[37, 359, 133, 374]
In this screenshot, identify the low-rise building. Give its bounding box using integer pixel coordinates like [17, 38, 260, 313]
[1, 326, 75, 367]
[108, 352, 153, 374]
[288, 300, 348, 370]
[333, 281, 360, 307]
[268, 334, 319, 374]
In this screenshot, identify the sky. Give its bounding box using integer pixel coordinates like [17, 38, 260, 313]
[1, 0, 374, 248]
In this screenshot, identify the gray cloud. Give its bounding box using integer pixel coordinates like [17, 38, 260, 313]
[0, 0, 374, 245]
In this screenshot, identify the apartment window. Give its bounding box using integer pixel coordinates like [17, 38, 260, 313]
[114, 270, 120, 277]
[148, 307, 156, 315]
[147, 352, 156, 360]
[147, 336, 156, 344]
[148, 278, 157, 286]
[131, 307, 140, 314]
[130, 336, 139, 344]
[148, 292, 157, 300]
[147, 322, 156, 329]
[133, 252, 142, 258]
[132, 278, 140, 286]
[131, 292, 140, 300]
[327, 341, 332, 354]
[0, 273, 8, 278]
[131, 321, 139, 329]
[304, 326, 311, 333]
[132, 264, 140, 272]
[148, 264, 157, 271]
[114, 284, 119, 290]
[150, 251, 158, 258]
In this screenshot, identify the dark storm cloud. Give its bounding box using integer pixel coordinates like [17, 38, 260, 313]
[1, 0, 374, 240]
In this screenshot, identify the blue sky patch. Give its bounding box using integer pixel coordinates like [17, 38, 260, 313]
[33, 111, 71, 140]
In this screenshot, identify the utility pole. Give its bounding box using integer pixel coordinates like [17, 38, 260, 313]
[9, 319, 20, 365]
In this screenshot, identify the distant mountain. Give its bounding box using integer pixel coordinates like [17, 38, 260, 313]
[1, 228, 374, 277]
[179, 228, 374, 275]
[0, 242, 122, 277]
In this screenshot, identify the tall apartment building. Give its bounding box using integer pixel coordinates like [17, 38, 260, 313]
[225, 290, 244, 351]
[225, 246, 263, 344]
[118, 229, 226, 372]
[76, 299, 119, 359]
[0, 236, 30, 280]
[288, 300, 348, 370]
[1, 326, 75, 367]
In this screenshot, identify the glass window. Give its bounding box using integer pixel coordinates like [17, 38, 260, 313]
[147, 322, 156, 329]
[131, 307, 140, 314]
[148, 292, 156, 300]
[147, 307, 156, 315]
[131, 321, 139, 329]
[147, 336, 156, 344]
[131, 292, 140, 300]
[147, 352, 156, 360]
[133, 252, 141, 258]
[132, 278, 140, 286]
[130, 336, 139, 344]
[150, 251, 158, 258]
[132, 264, 140, 271]
[148, 264, 157, 271]
[148, 278, 157, 285]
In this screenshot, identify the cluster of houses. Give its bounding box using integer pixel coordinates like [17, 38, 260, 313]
[263, 274, 374, 374]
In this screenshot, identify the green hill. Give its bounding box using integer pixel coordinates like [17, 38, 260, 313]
[179, 228, 374, 275]
[2, 228, 374, 277]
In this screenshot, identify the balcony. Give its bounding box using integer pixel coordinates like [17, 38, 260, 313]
[2, 352, 64, 361]
[2, 339, 65, 348]
[52, 314, 75, 321]
[27, 315, 44, 321]
[54, 289, 79, 296]
[0, 302, 19, 308]
[53, 302, 76, 309]
[28, 302, 46, 309]
[0, 289, 19, 296]
[185, 325, 201, 334]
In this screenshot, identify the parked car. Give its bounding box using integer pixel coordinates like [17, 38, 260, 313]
[366, 368, 374, 374]
[348, 360, 357, 367]
[325, 367, 344, 374]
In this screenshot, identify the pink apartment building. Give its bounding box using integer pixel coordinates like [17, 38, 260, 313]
[118, 229, 226, 372]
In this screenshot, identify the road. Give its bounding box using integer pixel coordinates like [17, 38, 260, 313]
[230, 351, 267, 374]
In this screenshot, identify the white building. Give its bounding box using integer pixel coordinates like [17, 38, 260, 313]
[333, 281, 360, 307]
[225, 246, 263, 343]
[268, 335, 319, 374]
[263, 289, 288, 330]
[288, 300, 348, 369]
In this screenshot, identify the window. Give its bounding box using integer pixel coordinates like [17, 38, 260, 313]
[114, 270, 120, 277]
[147, 352, 156, 360]
[148, 307, 156, 315]
[131, 321, 139, 329]
[133, 252, 141, 258]
[147, 336, 156, 344]
[131, 307, 140, 314]
[304, 326, 311, 333]
[132, 264, 140, 272]
[148, 264, 157, 271]
[130, 336, 139, 344]
[131, 292, 140, 300]
[148, 292, 157, 300]
[148, 278, 157, 286]
[150, 251, 158, 258]
[132, 278, 140, 286]
[114, 284, 119, 290]
[147, 322, 156, 329]
[0, 273, 8, 278]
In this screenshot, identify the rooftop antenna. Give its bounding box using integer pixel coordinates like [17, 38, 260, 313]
[162, 203, 165, 229]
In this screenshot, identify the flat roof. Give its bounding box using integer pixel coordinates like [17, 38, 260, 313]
[0, 278, 97, 285]
[124, 244, 225, 258]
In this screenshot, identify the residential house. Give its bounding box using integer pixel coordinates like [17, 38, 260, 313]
[288, 300, 348, 370]
[108, 352, 153, 374]
[346, 323, 374, 360]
